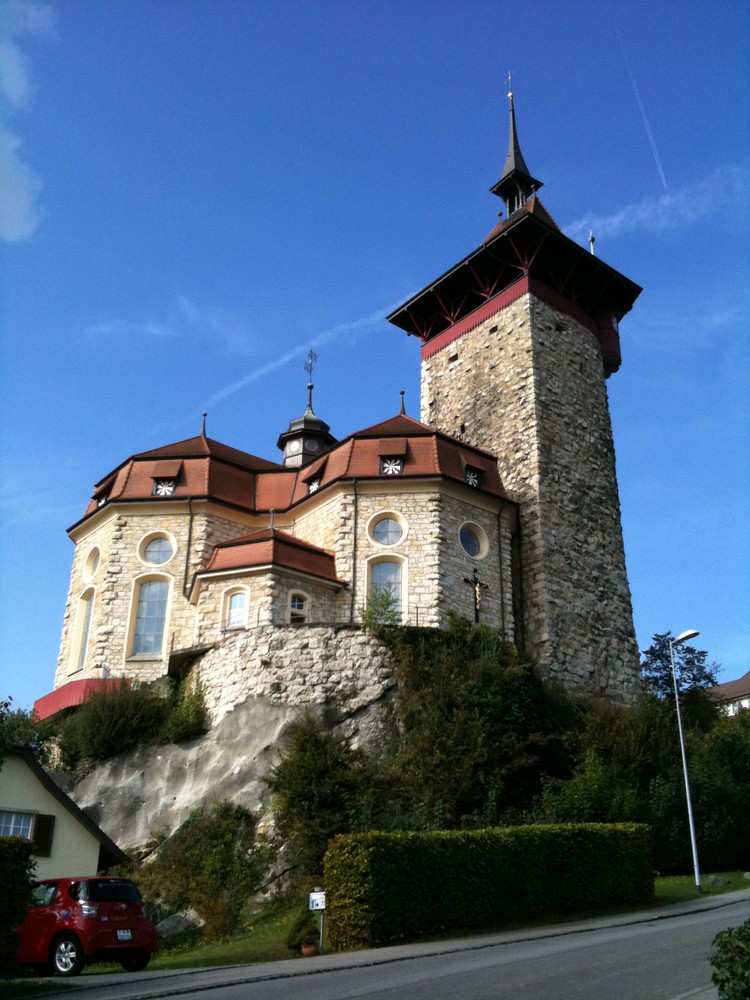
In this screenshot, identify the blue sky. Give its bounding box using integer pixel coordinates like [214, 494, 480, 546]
[1, 0, 748, 712]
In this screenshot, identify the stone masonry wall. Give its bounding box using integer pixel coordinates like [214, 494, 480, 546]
[194, 623, 394, 726]
[56, 508, 256, 690]
[421, 291, 640, 700]
[437, 493, 515, 636]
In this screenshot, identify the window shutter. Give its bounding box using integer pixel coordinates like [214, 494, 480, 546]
[31, 814, 55, 857]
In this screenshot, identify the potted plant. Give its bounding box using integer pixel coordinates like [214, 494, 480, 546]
[286, 908, 320, 957]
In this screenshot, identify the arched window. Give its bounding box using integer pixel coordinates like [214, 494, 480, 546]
[223, 588, 248, 630]
[131, 578, 169, 655]
[289, 592, 309, 625]
[70, 588, 95, 674]
[367, 558, 405, 620]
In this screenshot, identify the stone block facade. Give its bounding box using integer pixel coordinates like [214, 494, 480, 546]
[421, 289, 640, 699]
[55, 478, 515, 698]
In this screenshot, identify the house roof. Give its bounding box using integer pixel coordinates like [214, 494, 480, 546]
[5, 746, 128, 869]
[708, 670, 750, 704]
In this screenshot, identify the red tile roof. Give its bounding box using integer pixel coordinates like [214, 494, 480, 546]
[199, 528, 340, 584]
[75, 413, 511, 528]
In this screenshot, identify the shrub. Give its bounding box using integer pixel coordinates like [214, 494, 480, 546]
[0, 837, 35, 978]
[54, 682, 168, 771]
[389, 618, 573, 825]
[161, 676, 208, 743]
[137, 801, 275, 940]
[325, 822, 652, 949]
[712, 918, 750, 1000]
[285, 905, 321, 952]
[265, 714, 373, 879]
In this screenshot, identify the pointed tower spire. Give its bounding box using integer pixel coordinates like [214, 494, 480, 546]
[490, 79, 543, 218]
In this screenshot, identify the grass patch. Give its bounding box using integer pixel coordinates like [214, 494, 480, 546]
[655, 871, 748, 905]
[148, 897, 305, 970]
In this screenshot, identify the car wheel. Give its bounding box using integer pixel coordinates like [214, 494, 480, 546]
[120, 949, 151, 972]
[51, 934, 85, 977]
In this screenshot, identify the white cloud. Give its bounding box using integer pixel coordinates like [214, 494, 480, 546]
[176, 296, 257, 354]
[0, 124, 42, 239]
[85, 319, 175, 339]
[564, 163, 750, 242]
[0, 0, 54, 243]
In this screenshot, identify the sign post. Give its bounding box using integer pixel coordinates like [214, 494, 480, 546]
[308, 890, 326, 955]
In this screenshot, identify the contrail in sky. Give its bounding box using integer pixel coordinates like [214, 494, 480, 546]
[206, 299, 405, 409]
[619, 34, 668, 190]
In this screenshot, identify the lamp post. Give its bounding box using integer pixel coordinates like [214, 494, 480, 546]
[669, 629, 702, 894]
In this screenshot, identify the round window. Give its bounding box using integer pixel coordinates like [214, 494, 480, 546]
[373, 517, 403, 545]
[144, 537, 173, 565]
[460, 527, 480, 557]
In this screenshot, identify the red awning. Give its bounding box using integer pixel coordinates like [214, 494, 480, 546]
[33, 677, 129, 721]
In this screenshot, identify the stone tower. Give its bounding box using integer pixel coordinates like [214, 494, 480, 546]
[388, 92, 642, 699]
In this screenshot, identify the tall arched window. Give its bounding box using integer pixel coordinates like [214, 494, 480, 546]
[71, 588, 95, 674]
[369, 560, 403, 613]
[132, 578, 169, 655]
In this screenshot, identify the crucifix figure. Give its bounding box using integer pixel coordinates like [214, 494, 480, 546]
[463, 567, 489, 624]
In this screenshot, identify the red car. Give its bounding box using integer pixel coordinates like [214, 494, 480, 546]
[15, 876, 157, 976]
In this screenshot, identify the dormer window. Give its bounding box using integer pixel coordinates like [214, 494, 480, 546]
[153, 479, 176, 497]
[464, 467, 480, 488]
[380, 458, 403, 476]
[150, 460, 182, 497]
[308, 478, 320, 494]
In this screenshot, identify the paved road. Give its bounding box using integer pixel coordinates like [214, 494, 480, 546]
[15, 890, 750, 1000]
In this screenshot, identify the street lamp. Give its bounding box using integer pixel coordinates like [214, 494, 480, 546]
[669, 629, 702, 894]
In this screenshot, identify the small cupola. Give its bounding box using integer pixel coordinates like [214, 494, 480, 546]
[276, 350, 337, 467]
[489, 84, 543, 219]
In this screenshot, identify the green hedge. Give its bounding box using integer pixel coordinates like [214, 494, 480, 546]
[324, 823, 652, 948]
[712, 918, 750, 1000]
[0, 837, 35, 978]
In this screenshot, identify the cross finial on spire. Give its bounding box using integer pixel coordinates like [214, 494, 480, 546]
[304, 349, 318, 382]
[201, 412, 207, 437]
[304, 349, 318, 411]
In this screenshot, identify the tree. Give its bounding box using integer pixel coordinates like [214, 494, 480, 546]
[265, 713, 374, 878]
[641, 632, 719, 701]
[137, 801, 274, 940]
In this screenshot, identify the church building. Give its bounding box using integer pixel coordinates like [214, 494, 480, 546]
[36, 92, 643, 722]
